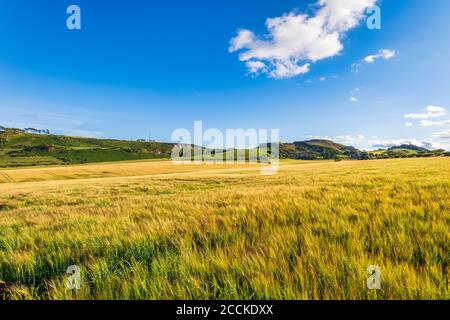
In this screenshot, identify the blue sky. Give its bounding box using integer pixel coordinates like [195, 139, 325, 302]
[1, 0, 450, 149]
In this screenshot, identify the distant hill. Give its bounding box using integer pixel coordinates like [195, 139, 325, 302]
[278, 139, 365, 160]
[369, 143, 446, 159]
[388, 144, 429, 152]
[0, 126, 448, 168]
[0, 127, 173, 167]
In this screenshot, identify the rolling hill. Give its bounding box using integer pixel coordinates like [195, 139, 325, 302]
[389, 144, 429, 152]
[370, 144, 447, 159]
[0, 126, 448, 167]
[0, 127, 173, 167]
[289, 139, 363, 160]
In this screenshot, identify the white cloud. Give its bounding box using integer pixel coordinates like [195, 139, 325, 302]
[352, 49, 396, 72]
[363, 49, 396, 63]
[335, 134, 365, 145]
[350, 96, 358, 102]
[270, 61, 310, 79]
[421, 141, 447, 150]
[405, 122, 413, 127]
[229, 0, 378, 79]
[245, 60, 267, 75]
[433, 130, 450, 139]
[419, 119, 450, 127]
[405, 105, 447, 119]
[229, 29, 255, 52]
[319, 76, 327, 82]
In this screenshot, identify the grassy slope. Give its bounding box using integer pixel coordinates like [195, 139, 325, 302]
[299, 139, 348, 152]
[0, 132, 173, 167]
[2, 131, 446, 168]
[284, 140, 362, 160]
[0, 158, 449, 300]
[0, 131, 365, 168]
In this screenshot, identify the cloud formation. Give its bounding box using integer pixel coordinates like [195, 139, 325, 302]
[404, 105, 447, 119]
[229, 0, 378, 79]
[352, 49, 396, 72]
[433, 130, 450, 139]
[420, 119, 450, 127]
[335, 134, 365, 145]
[363, 49, 396, 63]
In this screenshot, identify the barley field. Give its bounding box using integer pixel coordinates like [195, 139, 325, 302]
[0, 158, 449, 300]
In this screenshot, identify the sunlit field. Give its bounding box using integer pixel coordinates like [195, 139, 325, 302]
[0, 158, 449, 300]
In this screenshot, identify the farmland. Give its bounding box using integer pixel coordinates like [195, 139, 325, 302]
[2, 129, 446, 169]
[0, 158, 449, 299]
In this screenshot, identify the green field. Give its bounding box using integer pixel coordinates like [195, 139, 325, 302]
[0, 130, 173, 168]
[0, 158, 449, 300]
[3, 130, 446, 169]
